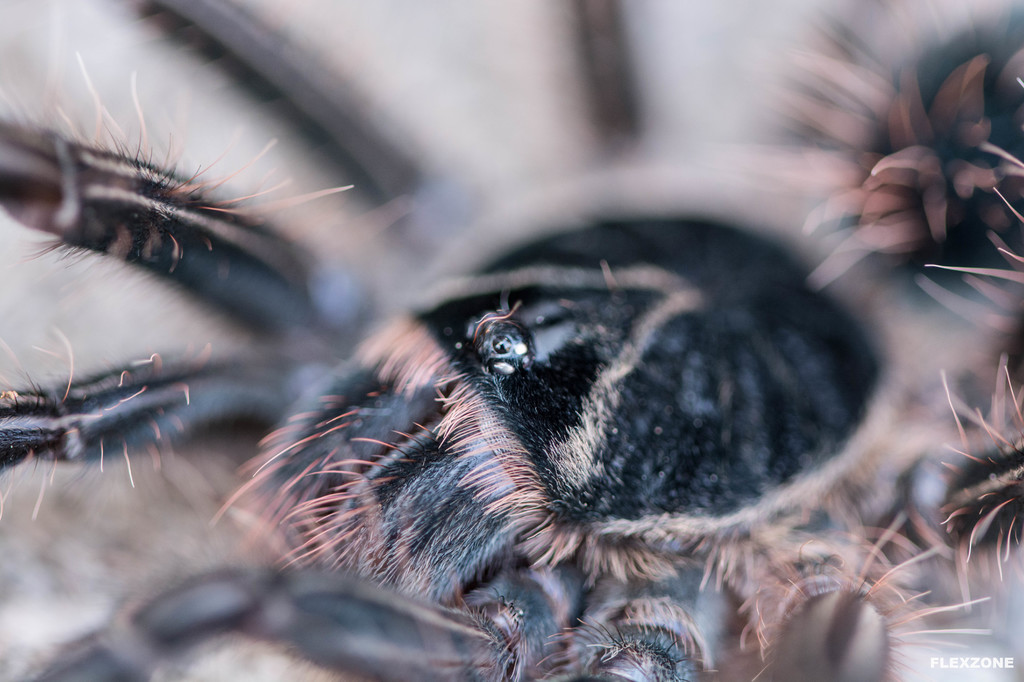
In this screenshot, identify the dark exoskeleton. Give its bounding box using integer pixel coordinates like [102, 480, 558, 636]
[3, 0, 1023, 681]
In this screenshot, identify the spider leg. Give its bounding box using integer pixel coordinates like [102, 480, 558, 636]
[569, 0, 641, 146]
[0, 122, 355, 336]
[740, 541, 899, 682]
[31, 568, 489, 682]
[0, 356, 288, 471]
[133, 0, 425, 209]
[944, 441, 1024, 552]
[464, 567, 587, 680]
[31, 566, 588, 682]
[764, 588, 890, 682]
[563, 566, 717, 681]
[130, 0, 478, 251]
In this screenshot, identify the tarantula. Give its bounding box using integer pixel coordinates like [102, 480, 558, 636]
[2, 0, 1024, 680]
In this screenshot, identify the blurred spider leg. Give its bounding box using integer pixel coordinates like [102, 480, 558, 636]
[564, 566, 719, 681]
[133, 0, 424, 208]
[570, 0, 642, 149]
[762, 589, 890, 682]
[32, 568, 511, 682]
[463, 566, 586, 680]
[0, 121, 348, 335]
[0, 356, 288, 471]
[131, 0, 474, 242]
[745, 541, 903, 682]
[944, 440, 1024, 556]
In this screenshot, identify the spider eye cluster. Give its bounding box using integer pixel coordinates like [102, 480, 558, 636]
[473, 317, 535, 375]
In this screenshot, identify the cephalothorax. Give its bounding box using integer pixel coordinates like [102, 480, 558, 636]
[252, 219, 880, 603]
[2, 1, 1024, 681]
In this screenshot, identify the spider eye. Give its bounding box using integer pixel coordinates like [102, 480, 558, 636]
[474, 319, 534, 375]
[490, 334, 515, 355]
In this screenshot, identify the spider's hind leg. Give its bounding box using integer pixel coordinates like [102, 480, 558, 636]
[0, 122, 356, 338]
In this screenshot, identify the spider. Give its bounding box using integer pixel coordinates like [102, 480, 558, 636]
[1, 0, 1023, 680]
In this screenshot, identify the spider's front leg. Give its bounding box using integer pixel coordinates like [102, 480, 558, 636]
[0, 356, 290, 471]
[0, 121, 356, 337]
